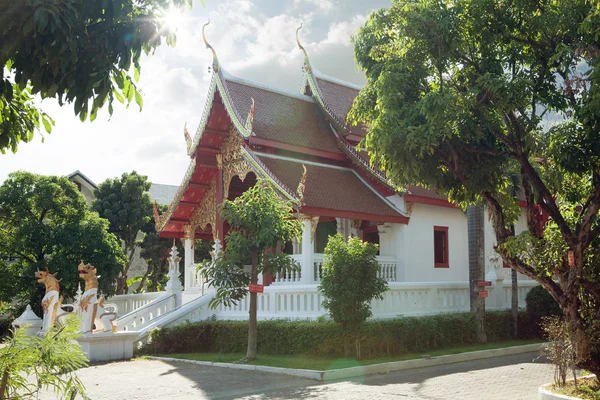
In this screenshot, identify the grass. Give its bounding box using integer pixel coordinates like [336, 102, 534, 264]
[153, 339, 542, 371]
[552, 376, 600, 400]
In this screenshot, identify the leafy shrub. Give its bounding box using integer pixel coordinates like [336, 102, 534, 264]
[526, 285, 562, 337]
[141, 310, 543, 357]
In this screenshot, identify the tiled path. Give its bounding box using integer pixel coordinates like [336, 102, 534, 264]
[41, 352, 554, 399]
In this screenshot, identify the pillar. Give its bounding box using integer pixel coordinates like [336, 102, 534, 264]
[183, 224, 196, 291]
[301, 218, 314, 284]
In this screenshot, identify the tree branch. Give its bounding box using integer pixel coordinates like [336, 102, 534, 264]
[519, 158, 576, 247]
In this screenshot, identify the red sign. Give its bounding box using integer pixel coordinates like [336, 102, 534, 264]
[479, 290, 489, 299]
[568, 251, 575, 267]
[476, 281, 492, 287]
[249, 284, 264, 293]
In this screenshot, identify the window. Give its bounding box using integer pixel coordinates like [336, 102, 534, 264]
[433, 226, 449, 268]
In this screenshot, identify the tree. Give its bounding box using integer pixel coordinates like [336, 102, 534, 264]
[92, 171, 153, 295]
[199, 179, 303, 361]
[0, 0, 194, 154]
[350, 0, 600, 376]
[318, 234, 388, 358]
[1, 315, 87, 400]
[0, 171, 126, 315]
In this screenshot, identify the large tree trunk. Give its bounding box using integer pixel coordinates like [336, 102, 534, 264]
[246, 249, 258, 361]
[467, 205, 487, 343]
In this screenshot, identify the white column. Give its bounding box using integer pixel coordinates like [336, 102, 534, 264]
[301, 218, 313, 284]
[392, 223, 406, 282]
[184, 239, 194, 291]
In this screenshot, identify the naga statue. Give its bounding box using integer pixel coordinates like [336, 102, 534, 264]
[35, 268, 63, 332]
[77, 262, 117, 333]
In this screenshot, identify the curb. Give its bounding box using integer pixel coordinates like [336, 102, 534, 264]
[147, 342, 544, 381]
[538, 375, 597, 400]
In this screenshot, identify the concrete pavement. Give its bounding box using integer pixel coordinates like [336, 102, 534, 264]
[40, 352, 553, 399]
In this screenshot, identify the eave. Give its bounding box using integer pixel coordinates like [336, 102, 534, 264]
[299, 206, 410, 224]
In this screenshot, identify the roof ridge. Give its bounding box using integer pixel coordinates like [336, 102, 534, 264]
[221, 70, 316, 103]
[311, 67, 364, 91]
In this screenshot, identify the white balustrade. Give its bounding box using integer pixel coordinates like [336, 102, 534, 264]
[503, 280, 537, 308]
[274, 254, 303, 284]
[108, 292, 163, 315]
[312, 254, 398, 284]
[116, 294, 176, 333]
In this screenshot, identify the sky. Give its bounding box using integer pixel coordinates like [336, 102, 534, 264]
[0, 0, 392, 187]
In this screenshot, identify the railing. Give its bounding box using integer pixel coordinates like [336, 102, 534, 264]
[215, 281, 474, 320]
[132, 293, 215, 346]
[115, 294, 176, 333]
[502, 280, 537, 308]
[312, 254, 398, 283]
[274, 254, 303, 284]
[108, 292, 163, 315]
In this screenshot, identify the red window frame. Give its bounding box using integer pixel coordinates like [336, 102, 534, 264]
[433, 226, 449, 268]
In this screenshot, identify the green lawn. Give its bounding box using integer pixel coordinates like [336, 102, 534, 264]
[153, 339, 542, 371]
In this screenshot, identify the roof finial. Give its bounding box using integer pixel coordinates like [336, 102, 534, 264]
[202, 20, 219, 72]
[245, 98, 255, 132]
[183, 122, 192, 153]
[296, 23, 310, 72]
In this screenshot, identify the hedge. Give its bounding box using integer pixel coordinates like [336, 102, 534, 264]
[140, 310, 542, 357]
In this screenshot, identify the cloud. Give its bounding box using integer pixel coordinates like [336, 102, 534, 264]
[0, 0, 392, 187]
[293, 0, 336, 12]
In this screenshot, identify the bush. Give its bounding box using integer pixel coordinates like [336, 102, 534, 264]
[141, 311, 543, 357]
[526, 285, 562, 337]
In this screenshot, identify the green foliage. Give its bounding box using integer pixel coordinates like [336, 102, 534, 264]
[199, 179, 303, 309]
[92, 171, 153, 294]
[319, 235, 388, 332]
[0, 0, 194, 153]
[141, 311, 540, 357]
[0, 171, 126, 316]
[351, 0, 600, 374]
[526, 286, 562, 319]
[0, 315, 87, 399]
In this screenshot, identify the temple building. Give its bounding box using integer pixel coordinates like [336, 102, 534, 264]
[151, 25, 535, 316]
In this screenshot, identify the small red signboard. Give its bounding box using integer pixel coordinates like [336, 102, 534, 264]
[476, 281, 492, 287]
[568, 250, 575, 267]
[249, 284, 264, 293]
[479, 290, 489, 299]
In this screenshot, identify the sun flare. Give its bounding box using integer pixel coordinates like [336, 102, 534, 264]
[162, 7, 186, 31]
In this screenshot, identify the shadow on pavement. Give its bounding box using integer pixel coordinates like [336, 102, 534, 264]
[156, 351, 550, 399]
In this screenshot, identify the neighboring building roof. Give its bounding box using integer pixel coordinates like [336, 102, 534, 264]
[223, 75, 343, 155]
[67, 170, 97, 189]
[255, 153, 408, 222]
[149, 183, 179, 206]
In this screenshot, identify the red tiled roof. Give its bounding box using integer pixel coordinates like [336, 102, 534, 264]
[255, 154, 404, 219]
[223, 77, 342, 154]
[314, 77, 368, 137]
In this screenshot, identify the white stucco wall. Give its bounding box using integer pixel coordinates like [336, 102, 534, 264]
[401, 203, 469, 282]
[483, 207, 532, 281]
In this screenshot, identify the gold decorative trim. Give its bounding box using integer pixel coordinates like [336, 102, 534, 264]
[190, 177, 217, 239]
[406, 203, 413, 216]
[221, 127, 253, 200]
[351, 219, 362, 229]
[183, 224, 197, 241]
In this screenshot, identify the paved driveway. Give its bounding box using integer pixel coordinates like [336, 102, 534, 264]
[41, 352, 553, 400]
